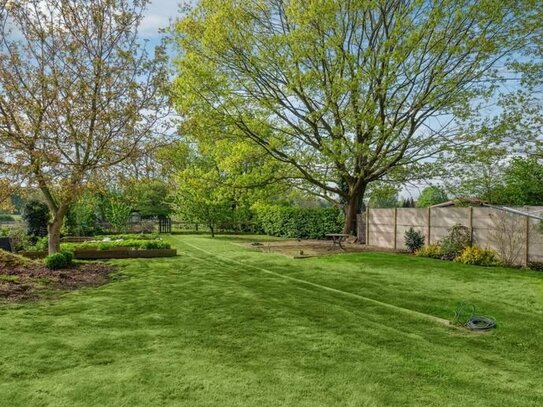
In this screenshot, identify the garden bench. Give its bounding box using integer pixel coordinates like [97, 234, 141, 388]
[325, 233, 350, 250]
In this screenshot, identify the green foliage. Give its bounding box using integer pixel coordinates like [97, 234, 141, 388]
[416, 187, 448, 208]
[61, 239, 170, 251]
[44, 253, 68, 270]
[415, 244, 444, 259]
[368, 184, 399, 208]
[104, 198, 132, 233]
[5, 226, 31, 252]
[171, 139, 286, 237]
[22, 200, 49, 239]
[172, 1, 539, 232]
[0, 214, 15, 221]
[124, 179, 173, 217]
[454, 246, 497, 266]
[500, 157, 543, 205]
[400, 198, 415, 208]
[63, 192, 99, 236]
[60, 249, 74, 266]
[404, 228, 425, 253]
[253, 204, 343, 239]
[95, 234, 159, 241]
[440, 224, 471, 260]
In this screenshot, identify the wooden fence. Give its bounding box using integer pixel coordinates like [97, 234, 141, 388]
[358, 206, 543, 266]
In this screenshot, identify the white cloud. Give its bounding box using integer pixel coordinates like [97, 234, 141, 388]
[140, 0, 195, 37]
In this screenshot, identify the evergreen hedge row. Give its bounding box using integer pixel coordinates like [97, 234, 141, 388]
[253, 204, 343, 239]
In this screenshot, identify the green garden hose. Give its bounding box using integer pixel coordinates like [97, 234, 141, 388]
[453, 303, 496, 331]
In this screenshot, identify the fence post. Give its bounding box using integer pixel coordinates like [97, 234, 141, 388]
[525, 215, 530, 266]
[366, 209, 370, 246]
[469, 207, 474, 244]
[427, 207, 431, 245]
[393, 208, 398, 250]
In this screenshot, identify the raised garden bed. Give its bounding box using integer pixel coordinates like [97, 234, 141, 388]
[19, 248, 177, 260]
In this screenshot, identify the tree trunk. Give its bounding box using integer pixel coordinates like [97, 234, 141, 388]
[210, 224, 215, 238]
[48, 204, 70, 254]
[343, 185, 366, 235]
[48, 217, 62, 254]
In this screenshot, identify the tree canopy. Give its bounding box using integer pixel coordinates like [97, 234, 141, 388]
[416, 186, 448, 208]
[0, 0, 169, 252]
[172, 0, 542, 233]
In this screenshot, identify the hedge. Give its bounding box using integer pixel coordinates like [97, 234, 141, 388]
[252, 204, 343, 239]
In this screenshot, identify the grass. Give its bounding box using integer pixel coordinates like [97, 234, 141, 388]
[0, 235, 542, 406]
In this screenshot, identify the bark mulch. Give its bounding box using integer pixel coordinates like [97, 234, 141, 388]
[0, 250, 114, 302]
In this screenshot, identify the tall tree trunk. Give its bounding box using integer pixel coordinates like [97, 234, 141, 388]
[48, 204, 69, 254]
[342, 184, 366, 235]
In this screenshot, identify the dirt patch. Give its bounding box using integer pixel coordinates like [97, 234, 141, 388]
[239, 239, 395, 258]
[0, 251, 114, 302]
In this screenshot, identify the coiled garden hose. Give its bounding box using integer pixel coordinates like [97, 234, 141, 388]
[453, 303, 496, 331]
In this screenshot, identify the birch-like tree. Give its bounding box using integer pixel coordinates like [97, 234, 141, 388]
[0, 0, 169, 252]
[172, 0, 541, 233]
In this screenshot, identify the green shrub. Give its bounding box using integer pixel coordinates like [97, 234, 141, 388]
[44, 253, 68, 270]
[60, 250, 74, 266]
[404, 227, 425, 253]
[142, 240, 170, 249]
[252, 204, 343, 239]
[527, 261, 543, 272]
[440, 224, 471, 260]
[61, 238, 171, 251]
[35, 236, 49, 251]
[6, 227, 31, 252]
[22, 200, 49, 240]
[415, 244, 443, 259]
[0, 214, 15, 221]
[454, 246, 497, 266]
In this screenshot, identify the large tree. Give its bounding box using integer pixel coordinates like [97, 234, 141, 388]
[172, 0, 541, 233]
[0, 0, 169, 253]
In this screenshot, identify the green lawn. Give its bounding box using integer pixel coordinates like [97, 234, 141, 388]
[1, 235, 542, 406]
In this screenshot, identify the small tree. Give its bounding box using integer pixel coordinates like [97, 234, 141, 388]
[0, 0, 169, 253]
[22, 200, 49, 241]
[104, 198, 133, 234]
[416, 187, 448, 208]
[124, 179, 173, 218]
[404, 228, 425, 253]
[175, 167, 234, 238]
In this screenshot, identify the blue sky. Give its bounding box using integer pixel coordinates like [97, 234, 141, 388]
[140, 0, 188, 43]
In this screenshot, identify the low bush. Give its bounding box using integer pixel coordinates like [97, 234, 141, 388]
[252, 204, 343, 239]
[404, 228, 425, 253]
[440, 224, 471, 260]
[454, 246, 497, 266]
[60, 250, 74, 266]
[527, 261, 543, 272]
[415, 244, 443, 259]
[0, 214, 15, 221]
[44, 253, 68, 270]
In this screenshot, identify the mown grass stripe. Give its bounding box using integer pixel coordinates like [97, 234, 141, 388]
[174, 237, 452, 328]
